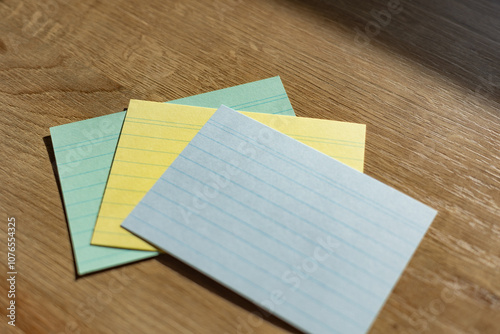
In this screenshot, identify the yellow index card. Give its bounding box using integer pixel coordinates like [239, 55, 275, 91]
[91, 100, 366, 251]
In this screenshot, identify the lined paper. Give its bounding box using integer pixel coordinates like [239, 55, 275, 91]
[92, 100, 366, 251]
[50, 76, 294, 275]
[50, 112, 157, 275]
[122, 106, 437, 334]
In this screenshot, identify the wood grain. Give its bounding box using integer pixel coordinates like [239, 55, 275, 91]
[1, 0, 499, 333]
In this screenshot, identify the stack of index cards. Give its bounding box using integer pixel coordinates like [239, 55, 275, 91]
[49, 76, 437, 334]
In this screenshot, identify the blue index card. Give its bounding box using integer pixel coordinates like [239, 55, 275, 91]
[121, 105, 437, 334]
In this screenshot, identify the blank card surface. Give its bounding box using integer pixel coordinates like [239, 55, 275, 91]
[50, 76, 293, 275]
[121, 106, 437, 334]
[92, 100, 365, 251]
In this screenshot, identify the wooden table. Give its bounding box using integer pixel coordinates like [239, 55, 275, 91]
[1, 0, 499, 333]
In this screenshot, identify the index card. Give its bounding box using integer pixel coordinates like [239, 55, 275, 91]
[91, 100, 366, 251]
[50, 76, 294, 275]
[122, 105, 437, 334]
